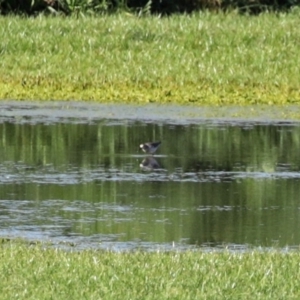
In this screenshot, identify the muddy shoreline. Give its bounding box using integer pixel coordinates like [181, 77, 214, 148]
[1, 101, 300, 124]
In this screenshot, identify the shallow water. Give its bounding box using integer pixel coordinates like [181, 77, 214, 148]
[1, 101, 300, 251]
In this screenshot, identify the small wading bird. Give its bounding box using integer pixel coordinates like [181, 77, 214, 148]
[140, 141, 161, 155]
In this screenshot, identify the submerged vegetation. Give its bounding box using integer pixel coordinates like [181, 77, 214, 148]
[1, 11, 300, 105]
[1, 240, 300, 299]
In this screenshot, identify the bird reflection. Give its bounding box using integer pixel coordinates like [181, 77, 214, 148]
[139, 156, 160, 171]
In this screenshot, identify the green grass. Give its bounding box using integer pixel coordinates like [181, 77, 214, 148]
[1, 240, 300, 299]
[1, 10, 300, 105]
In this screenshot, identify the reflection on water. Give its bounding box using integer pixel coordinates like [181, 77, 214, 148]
[140, 157, 161, 170]
[1, 115, 300, 251]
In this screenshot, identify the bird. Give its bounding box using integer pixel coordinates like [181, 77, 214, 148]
[140, 141, 161, 155]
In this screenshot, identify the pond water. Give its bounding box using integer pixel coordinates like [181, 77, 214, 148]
[1, 101, 300, 251]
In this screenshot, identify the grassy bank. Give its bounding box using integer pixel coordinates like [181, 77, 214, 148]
[1, 11, 300, 105]
[1, 240, 300, 299]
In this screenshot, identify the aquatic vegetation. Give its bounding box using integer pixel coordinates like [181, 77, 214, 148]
[0, 11, 300, 105]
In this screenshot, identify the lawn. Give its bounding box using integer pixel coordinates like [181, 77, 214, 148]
[1, 240, 300, 299]
[1, 10, 300, 105]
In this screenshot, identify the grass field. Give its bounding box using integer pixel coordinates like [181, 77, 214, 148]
[2, 12, 300, 299]
[1, 240, 300, 299]
[1, 10, 300, 105]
